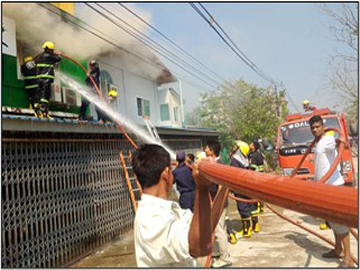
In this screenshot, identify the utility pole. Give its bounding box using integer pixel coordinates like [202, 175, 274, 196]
[275, 84, 280, 118]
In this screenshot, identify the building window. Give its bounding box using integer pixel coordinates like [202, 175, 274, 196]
[174, 107, 178, 122]
[160, 104, 170, 121]
[137, 97, 150, 117]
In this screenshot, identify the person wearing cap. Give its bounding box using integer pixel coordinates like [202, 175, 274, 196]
[78, 60, 103, 121]
[172, 151, 196, 212]
[303, 100, 317, 112]
[21, 56, 39, 115]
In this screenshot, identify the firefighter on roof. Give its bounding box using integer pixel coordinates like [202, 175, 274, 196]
[303, 100, 317, 112]
[21, 56, 39, 116]
[36, 41, 61, 118]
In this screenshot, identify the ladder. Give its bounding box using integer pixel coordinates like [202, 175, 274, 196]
[119, 151, 142, 212]
[143, 116, 160, 141]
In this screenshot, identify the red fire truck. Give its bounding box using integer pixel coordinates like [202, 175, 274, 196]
[276, 108, 356, 185]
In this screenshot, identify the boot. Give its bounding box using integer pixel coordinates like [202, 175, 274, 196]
[40, 103, 53, 120]
[252, 216, 259, 233]
[33, 103, 42, 118]
[236, 219, 251, 238]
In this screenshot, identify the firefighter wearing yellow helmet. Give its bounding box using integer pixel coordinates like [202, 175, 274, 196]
[35, 41, 61, 118]
[21, 56, 38, 113]
[303, 100, 317, 112]
[229, 140, 259, 238]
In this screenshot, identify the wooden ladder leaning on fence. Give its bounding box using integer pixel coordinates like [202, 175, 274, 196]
[119, 151, 142, 212]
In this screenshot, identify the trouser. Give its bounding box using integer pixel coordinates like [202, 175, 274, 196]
[213, 206, 230, 261]
[179, 191, 195, 212]
[97, 109, 111, 122]
[80, 96, 104, 121]
[37, 79, 52, 114]
[25, 87, 38, 108]
[234, 192, 257, 219]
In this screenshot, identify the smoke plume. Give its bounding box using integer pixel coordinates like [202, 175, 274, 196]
[3, 3, 156, 62]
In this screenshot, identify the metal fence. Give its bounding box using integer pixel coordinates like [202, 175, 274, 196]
[1, 138, 203, 268]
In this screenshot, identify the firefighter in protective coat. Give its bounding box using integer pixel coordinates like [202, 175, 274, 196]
[230, 140, 258, 238]
[36, 41, 61, 118]
[21, 56, 39, 115]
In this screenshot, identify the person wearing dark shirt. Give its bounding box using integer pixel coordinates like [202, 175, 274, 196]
[78, 60, 103, 121]
[21, 56, 38, 114]
[35, 41, 61, 119]
[172, 151, 195, 212]
[248, 140, 265, 233]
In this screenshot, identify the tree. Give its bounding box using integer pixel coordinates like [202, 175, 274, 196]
[197, 79, 288, 150]
[320, 3, 358, 123]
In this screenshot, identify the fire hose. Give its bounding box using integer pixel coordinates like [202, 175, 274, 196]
[57, 53, 138, 149]
[202, 128, 357, 266]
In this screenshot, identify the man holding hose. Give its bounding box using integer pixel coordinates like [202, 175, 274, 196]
[309, 115, 354, 268]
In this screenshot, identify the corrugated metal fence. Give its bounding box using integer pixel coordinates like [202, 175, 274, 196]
[1, 138, 202, 267]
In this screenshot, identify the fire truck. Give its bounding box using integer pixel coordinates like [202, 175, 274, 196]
[276, 108, 356, 185]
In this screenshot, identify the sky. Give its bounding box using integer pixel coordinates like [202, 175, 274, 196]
[75, 2, 356, 115]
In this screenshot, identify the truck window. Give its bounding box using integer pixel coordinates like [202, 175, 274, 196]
[280, 117, 341, 148]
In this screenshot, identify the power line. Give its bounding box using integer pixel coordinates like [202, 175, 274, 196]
[38, 3, 220, 93]
[118, 3, 230, 84]
[86, 3, 221, 90]
[198, 3, 273, 83]
[191, 3, 301, 112]
[190, 3, 271, 84]
[93, 3, 225, 90]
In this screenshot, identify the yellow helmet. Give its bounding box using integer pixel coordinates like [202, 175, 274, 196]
[303, 100, 310, 104]
[24, 56, 33, 62]
[42, 41, 54, 49]
[195, 151, 206, 162]
[325, 131, 335, 136]
[108, 90, 118, 98]
[234, 140, 250, 156]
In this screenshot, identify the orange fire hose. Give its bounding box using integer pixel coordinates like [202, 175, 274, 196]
[266, 203, 358, 265]
[221, 127, 357, 267]
[58, 53, 138, 149]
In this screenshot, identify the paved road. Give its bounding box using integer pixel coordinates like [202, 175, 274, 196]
[72, 198, 358, 268]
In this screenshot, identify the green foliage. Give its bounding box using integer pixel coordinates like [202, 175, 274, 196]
[197, 79, 288, 149]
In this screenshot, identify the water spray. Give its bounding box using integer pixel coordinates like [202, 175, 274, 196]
[58, 72, 176, 160]
[58, 53, 139, 150]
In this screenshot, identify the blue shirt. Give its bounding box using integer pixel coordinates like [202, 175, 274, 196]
[172, 162, 195, 194]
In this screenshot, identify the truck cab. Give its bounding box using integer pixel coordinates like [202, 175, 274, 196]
[276, 108, 355, 185]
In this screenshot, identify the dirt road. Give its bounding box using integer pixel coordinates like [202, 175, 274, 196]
[72, 198, 358, 268]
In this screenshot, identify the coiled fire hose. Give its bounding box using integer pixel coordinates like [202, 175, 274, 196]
[57, 53, 138, 149]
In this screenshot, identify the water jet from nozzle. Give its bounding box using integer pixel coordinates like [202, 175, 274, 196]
[58, 72, 176, 160]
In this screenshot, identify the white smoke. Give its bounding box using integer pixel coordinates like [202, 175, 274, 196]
[2, 3, 154, 61]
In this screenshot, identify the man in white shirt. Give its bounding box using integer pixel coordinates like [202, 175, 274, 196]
[205, 139, 232, 268]
[309, 115, 354, 268]
[132, 144, 229, 267]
